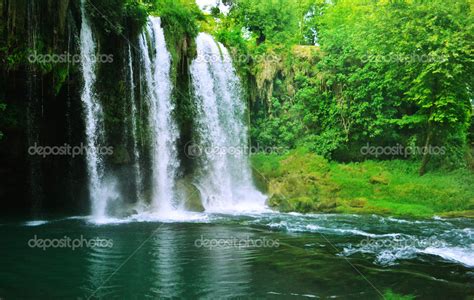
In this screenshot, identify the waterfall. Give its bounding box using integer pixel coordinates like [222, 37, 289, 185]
[26, 0, 43, 216]
[79, 0, 117, 220]
[127, 44, 143, 206]
[190, 33, 266, 212]
[138, 17, 179, 213]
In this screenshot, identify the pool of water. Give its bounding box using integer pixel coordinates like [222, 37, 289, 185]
[0, 212, 473, 298]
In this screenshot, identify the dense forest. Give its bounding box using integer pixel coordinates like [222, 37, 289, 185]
[209, 0, 474, 170]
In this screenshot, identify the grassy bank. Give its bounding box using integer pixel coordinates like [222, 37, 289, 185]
[251, 148, 474, 218]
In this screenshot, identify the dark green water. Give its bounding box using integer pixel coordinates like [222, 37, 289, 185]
[0, 213, 473, 299]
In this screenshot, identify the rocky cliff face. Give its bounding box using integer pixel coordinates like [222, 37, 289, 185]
[0, 0, 199, 217]
[1, 0, 85, 216]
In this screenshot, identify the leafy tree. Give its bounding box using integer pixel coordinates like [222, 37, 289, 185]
[153, 0, 203, 39]
[317, 0, 473, 172]
[228, 0, 299, 44]
[88, 0, 148, 36]
[212, 0, 473, 172]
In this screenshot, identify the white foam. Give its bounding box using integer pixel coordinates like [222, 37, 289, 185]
[63, 216, 89, 221]
[204, 203, 272, 215]
[87, 216, 131, 225]
[266, 222, 402, 238]
[85, 210, 213, 225]
[129, 210, 210, 223]
[422, 246, 474, 267]
[375, 248, 418, 266]
[23, 220, 49, 226]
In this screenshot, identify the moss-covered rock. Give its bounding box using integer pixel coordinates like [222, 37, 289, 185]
[176, 177, 204, 212]
[252, 148, 474, 218]
[347, 197, 368, 208]
[253, 148, 339, 213]
[369, 173, 390, 185]
[111, 145, 131, 165]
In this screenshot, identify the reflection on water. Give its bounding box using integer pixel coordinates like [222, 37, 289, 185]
[0, 213, 473, 298]
[85, 228, 131, 298]
[197, 227, 253, 298]
[151, 226, 183, 297]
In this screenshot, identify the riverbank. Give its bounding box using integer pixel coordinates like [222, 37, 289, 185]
[251, 148, 474, 218]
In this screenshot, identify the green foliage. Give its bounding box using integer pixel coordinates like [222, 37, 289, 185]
[316, 0, 473, 168]
[124, 1, 149, 33]
[330, 160, 474, 217]
[223, 0, 325, 46]
[469, 112, 474, 147]
[53, 65, 70, 96]
[88, 0, 148, 36]
[229, 0, 299, 44]
[153, 0, 202, 38]
[299, 0, 327, 45]
[0, 102, 5, 140]
[252, 148, 338, 213]
[252, 148, 474, 217]
[251, 152, 283, 178]
[383, 289, 415, 300]
[220, 0, 474, 171]
[150, 0, 202, 80]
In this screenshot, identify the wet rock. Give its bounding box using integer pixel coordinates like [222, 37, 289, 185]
[111, 145, 131, 165]
[176, 177, 204, 212]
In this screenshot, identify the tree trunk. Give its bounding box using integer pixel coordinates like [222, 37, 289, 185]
[419, 123, 433, 176]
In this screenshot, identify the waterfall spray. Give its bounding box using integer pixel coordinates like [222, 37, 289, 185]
[138, 17, 179, 213]
[190, 33, 267, 212]
[127, 44, 144, 206]
[79, 0, 118, 220]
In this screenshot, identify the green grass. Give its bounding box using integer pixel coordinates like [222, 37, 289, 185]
[251, 148, 474, 218]
[383, 289, 415, 300]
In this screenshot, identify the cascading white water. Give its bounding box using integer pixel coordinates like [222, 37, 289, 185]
[127, 44, 143, 205]
[80, 0, 117, 220]
[138, 17, 179, 213]
[190, 33, 267, 212]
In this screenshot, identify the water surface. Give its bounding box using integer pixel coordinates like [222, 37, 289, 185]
[1, 213, 473, 298]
